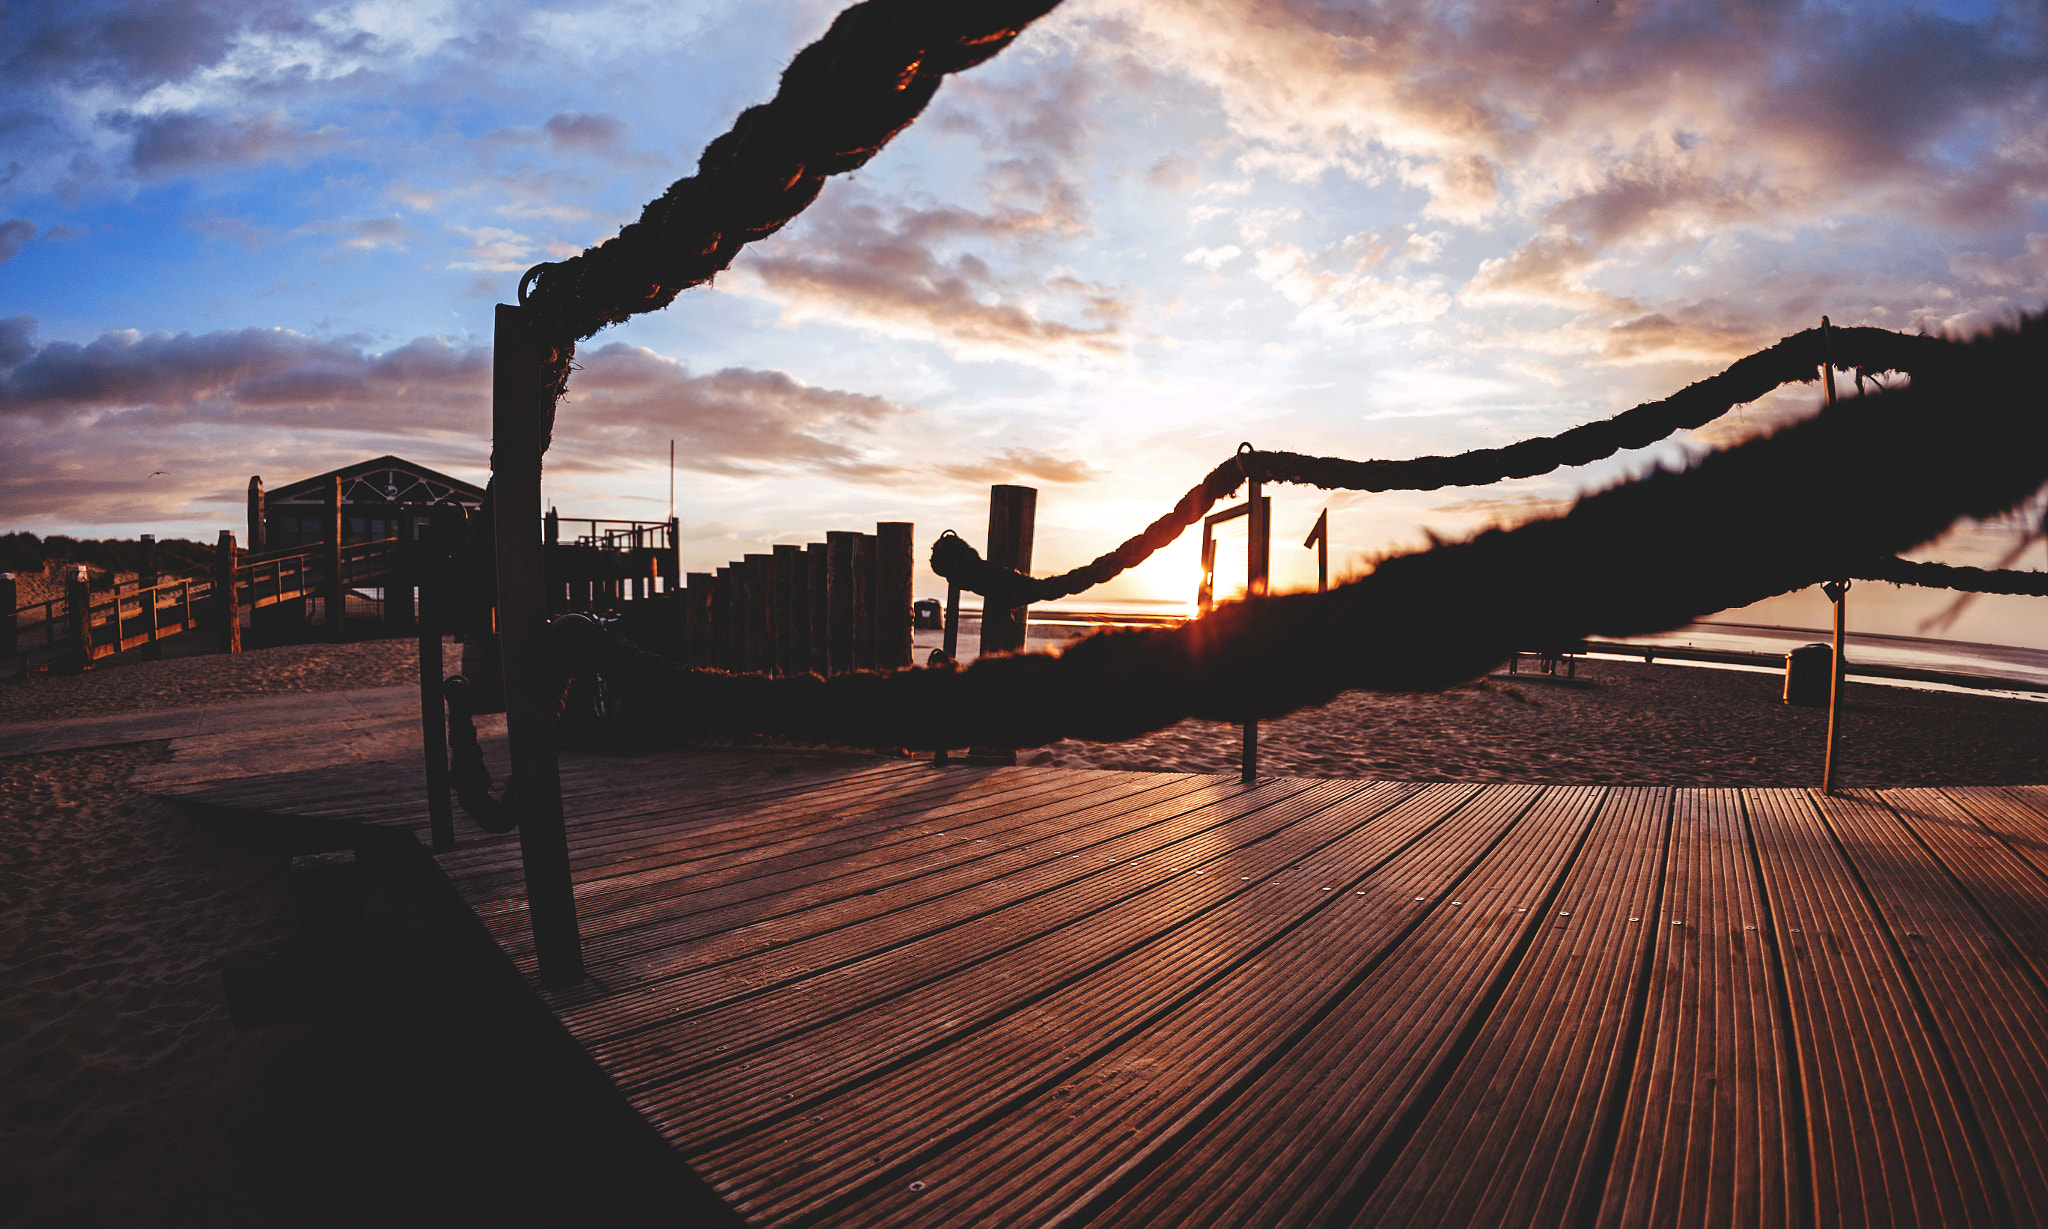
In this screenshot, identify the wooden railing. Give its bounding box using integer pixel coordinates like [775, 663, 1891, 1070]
[4, 533, 406, 674]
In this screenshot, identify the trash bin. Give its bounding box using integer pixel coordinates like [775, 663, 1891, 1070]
[1783, 643, 1834, 707]
[913, 598, 943, 630]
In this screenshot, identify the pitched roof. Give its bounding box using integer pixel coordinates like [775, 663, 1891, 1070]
[264, 455, 487, 506]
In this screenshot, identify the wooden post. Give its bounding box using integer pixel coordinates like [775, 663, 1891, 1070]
[1819, 316, 1845, 796]
[247, 476, 265, 553]
[666, 518, 681, 596]
[876, 522, 914, 669]
[0, 573, 15, 665]
[826, 532, 856, 674]
[1197, 530, 1216, 615]
[978, 485, 1037, 657]
[216, 531, 241, 654]
[1305, 508, 1328, 593]
[711, 567, 733, 670]
[491, 302, 581, 986]
[806, 544, 828, 675]
[420, 505, 455, 853]
[935, 579, 962, 765]
[65, 566, 91, 672]
[1241, 483, 1268, 782]
[324, 475, 345, 642]
[773, 544, 802, 677]
[140, 534, 162, 661]
[742, 554, 774, 674]
[685, 572, 713, 666]
[851, 533, 876, 671]
[388, 528, 415, 632]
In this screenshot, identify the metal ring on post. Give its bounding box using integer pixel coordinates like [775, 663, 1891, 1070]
[518, 262, 557, 307]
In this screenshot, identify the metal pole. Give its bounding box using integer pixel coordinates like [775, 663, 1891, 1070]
[1819, 316, 1846, 796]
[1242, 479, 1268, 782]
[492, 302, 583, 985]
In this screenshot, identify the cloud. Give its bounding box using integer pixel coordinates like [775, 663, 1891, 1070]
[732, 186, 1133, 361]
[1248, 229, 1452, 330]
[555, 344, 909, 479]
[0, 219, 33, 263]
[543, 111, 626, 152]
[1460, 228, 1632, 314]
[935, 448, 1101, 486]
[1081, 0, 2048, 247]
[115, 109, 336, 176]
[0, 318, 918, 524]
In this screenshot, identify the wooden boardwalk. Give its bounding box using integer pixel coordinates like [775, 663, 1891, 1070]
[167, 753, 2048, 1228]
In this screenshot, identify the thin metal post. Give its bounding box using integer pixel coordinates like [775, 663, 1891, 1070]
[1242, 480, 1268, 782]
[1823, 580, 1849, 795]
[492, 302, 582, 985]
[1305, 508, 1328, 593]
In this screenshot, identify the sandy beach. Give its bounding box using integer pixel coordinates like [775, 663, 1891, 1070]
[3, 636, 2045, 1226]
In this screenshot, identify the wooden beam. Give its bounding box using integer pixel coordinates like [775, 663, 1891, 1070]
[491, 302, 582, 986]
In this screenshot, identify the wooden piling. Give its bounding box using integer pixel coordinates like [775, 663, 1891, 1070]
[684, 572, 713, 666]
[216, 531, 241, 654]
[712, 568, 734, 670]
[806, 543, 828, 675]
[419, 506, 455, 852]
[826, 532, 856, 674]
[324, 475, 345, 642]
[876, 522, 913, 669]
[247, 476, 265, 553]
[65, 567, 91, 672]
[490, 301, 581, 986]
[1305, 507, 1328, 593]
[979, 485, 1037, 657]
[774, 544, 802, 677]
[851, 533, 876, 671]
[743, 554, 774, 674]
[0, 573, 15, 664]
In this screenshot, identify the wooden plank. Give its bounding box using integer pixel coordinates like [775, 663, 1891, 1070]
[611, 778, 1365, 1107]
[683, 780, 1432, 1224]
[1814, 789, 2048, 1224]
[1745, 788, 2003, 1228]
[538, 774, 1231, 1010]
[1597, 789, 1796, 1229]
[818, 783, 1567, 1229]
[484, 771, 1172, 967]
[1890, 788, 2048, 995]
[1345, 788, 1669, 1228]
[496, 770, 1192, 947]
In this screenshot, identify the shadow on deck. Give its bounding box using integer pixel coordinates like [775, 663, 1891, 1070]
[163, 749, 2048, 1228]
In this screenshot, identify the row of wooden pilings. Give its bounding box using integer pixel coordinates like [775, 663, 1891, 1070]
[676, 526, 916, 674]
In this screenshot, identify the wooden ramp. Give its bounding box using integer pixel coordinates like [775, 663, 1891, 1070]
[166, 755, 2048, 1228]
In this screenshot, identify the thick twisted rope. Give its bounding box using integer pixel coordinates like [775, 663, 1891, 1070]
[933, 324, 1951, 607]
[1853, 557, 2048, 596]
[517, 0, 1065, 447]
[556, 313, 2044, 752]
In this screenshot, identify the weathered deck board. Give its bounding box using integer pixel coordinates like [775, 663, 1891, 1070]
[1598, 789, 1795, 1229]
[162, 755, 2048, 1228]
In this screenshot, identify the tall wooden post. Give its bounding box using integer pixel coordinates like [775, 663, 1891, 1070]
[419, 507, 455, 852]
[0, 573, 15, 664]
[742, 554, 774, 674]
[876, 522, 914, 669]
[805, 544, 828, 674]
[712, 568, 734, 670]
[247, 476, 265, 553]
[685, 572, 713, 665]
[773, 544, 802, 677]
[492, 302, 581, 985]
[978, 485, 1037, 657]
[851, 533, 876, 671]
[324, 475, 345, 642]
[139, 534, 162, 661]
[1819, 315, 1846, 797]
[826, 532, 856, 674]
[65, 566, 91, 672]
[215, 531, 241, 654]
[1242, 482, 1269, 782]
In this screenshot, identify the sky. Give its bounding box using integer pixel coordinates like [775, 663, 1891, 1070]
[3, 0, 2046, 646]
